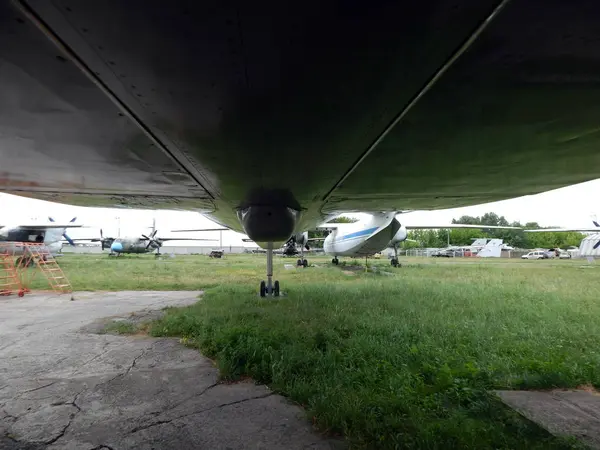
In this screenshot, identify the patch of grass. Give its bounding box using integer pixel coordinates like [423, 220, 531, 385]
[102, 320, 138, 335]
[148, 257, 600, 449]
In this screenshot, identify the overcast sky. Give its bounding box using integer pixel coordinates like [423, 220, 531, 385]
[2, 179, 598, 245]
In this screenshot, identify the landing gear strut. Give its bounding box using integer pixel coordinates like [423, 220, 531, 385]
[331, 257, 339, 265]
[260, 243, 280, 297]
[296, 246, 308, 268]
[390, 245, 401, 268]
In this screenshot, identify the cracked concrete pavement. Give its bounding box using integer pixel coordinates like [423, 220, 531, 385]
[0, 291, 338, 449]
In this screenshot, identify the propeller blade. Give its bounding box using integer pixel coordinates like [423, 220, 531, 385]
[146, 241, 152, 250]
[100, 229, 103, 238]
[141, 234, 150, 240]
[63, 233, 75, 246]
[151, 229, 158, 239]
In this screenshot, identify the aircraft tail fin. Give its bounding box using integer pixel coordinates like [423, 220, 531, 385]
[470, 238, 488, 247]
[477, 239, 503, 257]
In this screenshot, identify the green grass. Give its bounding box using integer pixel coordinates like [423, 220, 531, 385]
[102, 320, 138, 335]
[39, 254, 600, 448]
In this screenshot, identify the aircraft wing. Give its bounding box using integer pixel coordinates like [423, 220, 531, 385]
[404, 224, 522, 230]
[170, 229, 229, 232]
[1, 2, 599, 243]
[0, 224, 83, 230]
[158, 238, 218, 242]
[524, 228, 599, 233]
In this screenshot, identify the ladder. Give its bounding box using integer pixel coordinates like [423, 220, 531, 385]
[19, 243, 72, 294]
[0, 247, 25, 297]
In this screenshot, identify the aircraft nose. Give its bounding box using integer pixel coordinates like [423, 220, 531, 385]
[111, 241, 123, 252]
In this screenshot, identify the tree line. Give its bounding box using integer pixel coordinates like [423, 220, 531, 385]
[402, 212, 584, 249]
[307, 212, 585, 249]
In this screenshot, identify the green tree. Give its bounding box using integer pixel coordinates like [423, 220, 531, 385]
[327, 216, 358, 223]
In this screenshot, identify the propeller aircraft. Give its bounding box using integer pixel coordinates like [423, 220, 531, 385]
[86, 220, 219, 256]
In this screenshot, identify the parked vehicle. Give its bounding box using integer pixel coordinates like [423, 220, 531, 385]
[521, 251, 548, 260]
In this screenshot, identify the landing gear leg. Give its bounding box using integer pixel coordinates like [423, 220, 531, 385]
[331, 257, 339, 265]
[260, 243, 280, 297]
[390, 245, 401, 268]
[298, 246, 308, 268]
[365, 256, 369, 272]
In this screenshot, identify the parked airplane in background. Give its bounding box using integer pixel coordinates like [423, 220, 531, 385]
[0, 218, 80, 256]
[94, 220, 218, 256]
[1, 1, 597, 295]
[320, 213, 521, 267]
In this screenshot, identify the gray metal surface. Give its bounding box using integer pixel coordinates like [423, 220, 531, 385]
[2, 1, 600, 239]
[0, 291, 335, 449]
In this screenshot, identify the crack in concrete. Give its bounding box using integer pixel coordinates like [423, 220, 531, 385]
[1, 408, 18, 422]
[19, 381, 56, 395]
[130, 392, 275, 434]
[96, 346, 150, 388]
[161, 381, 220, 413]
[51, 391, 82, 413]
[44, 420, 71, 445]
[74, 343, 113, 372]
[43, 390, 84, 446]
[43, 401, 81, 446]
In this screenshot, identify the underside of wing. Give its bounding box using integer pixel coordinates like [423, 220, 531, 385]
[1, 1, 599, 241]
[158, 238, 218, 242]
[524, 228, 599, 233]
[404, 224, 521, 230]
[17, 224, 83, 230]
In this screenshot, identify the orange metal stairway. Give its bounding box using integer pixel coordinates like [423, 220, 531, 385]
[0, 246, 25, 296]
[18, 243, 72, 294]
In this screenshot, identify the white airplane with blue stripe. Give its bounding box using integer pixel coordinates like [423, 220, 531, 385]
[321, 213, 521, 267]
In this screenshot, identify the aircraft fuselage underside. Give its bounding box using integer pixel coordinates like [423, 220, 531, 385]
[2, 1, 600, 247]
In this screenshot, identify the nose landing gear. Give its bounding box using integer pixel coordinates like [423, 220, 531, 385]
[260, 243, 280, 297]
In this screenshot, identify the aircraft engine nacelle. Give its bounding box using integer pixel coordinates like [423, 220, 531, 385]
[389, 225, 407, 245]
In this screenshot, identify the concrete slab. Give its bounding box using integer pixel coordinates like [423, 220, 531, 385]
[0, 291, 338, 449]
[496, 389, 600, 449]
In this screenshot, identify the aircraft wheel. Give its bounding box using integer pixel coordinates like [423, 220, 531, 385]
[332, 258, 339, 265]
[260, 281, 266, 297]
[302, 259, 308, 268]
[296, 259, 302, 266]
[274, 280, 280, 297]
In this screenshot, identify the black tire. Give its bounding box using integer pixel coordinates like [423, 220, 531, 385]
[260, 281, 266, 297]
[274, 280, 280, 297]
[332, 258, 338, 265]
[302, 259, 308, 267]
[297, 259, 302, 266]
